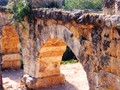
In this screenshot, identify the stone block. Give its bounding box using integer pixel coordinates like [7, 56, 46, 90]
[108, 40, 117, 57]
[110, 58, 120, 76]
[2, 54, 21, 61]
[103, 0, 116, 15]
[2, 54, 21, 69]
[2, 60, 20, 69]
[98, 70, 120, 90]
[35, 60, 60, 78]
[70, 26, 80, 38]
[22, 74, 65, 89]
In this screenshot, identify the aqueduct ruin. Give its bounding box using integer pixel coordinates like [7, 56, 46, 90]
[0, 0, 120, 90]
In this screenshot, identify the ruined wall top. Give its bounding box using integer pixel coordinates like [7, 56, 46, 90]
[33, 8, 120, 29]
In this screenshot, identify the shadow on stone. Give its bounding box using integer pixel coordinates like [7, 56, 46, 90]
[39, 81, 79, 90]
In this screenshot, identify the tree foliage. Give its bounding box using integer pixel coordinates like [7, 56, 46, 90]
[7, 0, 31, 29]
[62, 0, 102, 10]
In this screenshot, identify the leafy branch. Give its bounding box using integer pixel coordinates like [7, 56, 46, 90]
[6, 0, 32, 30]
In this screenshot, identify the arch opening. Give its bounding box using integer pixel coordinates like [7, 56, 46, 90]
[36, 38, 67, 78]
[62, 46, 77, 61]
[35, 38, 89, 89]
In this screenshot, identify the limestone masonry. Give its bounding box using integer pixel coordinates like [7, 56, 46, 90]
[0, 0, 120, 90]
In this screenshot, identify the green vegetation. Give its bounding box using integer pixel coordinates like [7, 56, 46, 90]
[7, 0, 31, 29]
[62, 0, 102, 10]
[45, 1, 60, 8]
[61, 59, 78, 65]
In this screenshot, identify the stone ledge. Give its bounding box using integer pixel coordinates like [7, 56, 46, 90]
[2, 60, 21, 69]
[2, 54, 21, 62]
[22, 74, 65, 89]
[33, 8, 120, 28]
[2, 54, 21, 69]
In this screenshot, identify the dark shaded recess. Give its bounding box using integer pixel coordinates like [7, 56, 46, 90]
[54, 12, 62, 20]
[104, 33, 109, 37]
[20, 60, 24, 69]
[80, 36, 88, 45]
[116, 28, 120, 36]
[38, 24, 43, 30]
[103, 0, 115, 8]
[100, 55, 110, 67]
[0, 86, 3, 90]
[103, 39, 111, 50]
[62, 46, 77, 61]
[77, 14, 99, 25]
[91, 26, 102, 50]
[62, 13, 71, 23]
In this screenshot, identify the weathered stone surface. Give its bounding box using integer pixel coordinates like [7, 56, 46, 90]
[1, 25, 20, 53]
[22, 74, 65, 89]
[1, 25, 21, 69]
[0, 2, 120, 89]
[103, 0, 120, 15]
[35, 38, 66, 78]
[22, 13, 120, 89]
[103, 0, 116, 15]
[99, 70, 120, 90]
[2, 59, 20, 69]
[2, 54, 21, 69]
[2, 54, 21, 61]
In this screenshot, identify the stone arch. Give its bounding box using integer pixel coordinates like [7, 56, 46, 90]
[26, 23, 89, 89]
[35, 38, 67, 78]
[36, 24, 84, 62]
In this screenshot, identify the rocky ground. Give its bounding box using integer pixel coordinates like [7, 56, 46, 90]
[2, 63, 89, 90]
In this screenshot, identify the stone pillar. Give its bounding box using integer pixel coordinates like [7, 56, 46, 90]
[1, 25, 21, 69]
[103, 0, 120, 15]
[22, 38, 66, 89]
[115, 0, 120, 14]
[103, 0, 116, 15]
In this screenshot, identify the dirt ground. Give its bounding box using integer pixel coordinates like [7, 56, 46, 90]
[2, 63, 89, 90]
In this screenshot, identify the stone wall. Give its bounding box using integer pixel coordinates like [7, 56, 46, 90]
[20, 9, 120, 90]
[0, 11, 21, 69]
[1, 25, 21, 69]
[0, 2, 120, 90]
